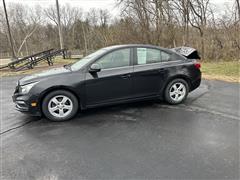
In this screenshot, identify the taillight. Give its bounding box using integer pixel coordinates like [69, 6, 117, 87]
[194, 62, 201, 69]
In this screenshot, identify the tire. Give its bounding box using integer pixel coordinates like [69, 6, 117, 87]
[42, 90, 79, 121]
[164, 78, 189, 105]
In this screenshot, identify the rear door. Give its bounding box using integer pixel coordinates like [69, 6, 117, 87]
[132, 47, 171, 98]
[85, 48, 134, 106]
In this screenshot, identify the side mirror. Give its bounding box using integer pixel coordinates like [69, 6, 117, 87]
[89, 63, 101, 73]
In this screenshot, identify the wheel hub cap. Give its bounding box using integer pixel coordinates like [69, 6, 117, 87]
[169, 82, 186, 102]
[48, 95, 73, 118]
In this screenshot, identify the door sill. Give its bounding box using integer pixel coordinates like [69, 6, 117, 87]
[86, 95, 160, 109]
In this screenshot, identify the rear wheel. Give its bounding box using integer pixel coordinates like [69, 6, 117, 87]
[42, 90, 78, 121]
[164, 79, 189, 104]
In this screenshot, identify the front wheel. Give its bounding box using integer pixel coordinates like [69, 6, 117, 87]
[42, 90, 79, 121]
[164, 79, 189, 105]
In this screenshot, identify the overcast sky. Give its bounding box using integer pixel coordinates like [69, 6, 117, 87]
[1, 0, 235, 16]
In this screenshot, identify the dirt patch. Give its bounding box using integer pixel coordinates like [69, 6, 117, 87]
[0, 58, 11, 66]
[202, 74, 239, 83]
[0, 58, 77, 77]
[0, 64, 63, 77]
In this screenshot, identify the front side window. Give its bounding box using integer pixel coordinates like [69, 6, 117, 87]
[96, 48, 130, 69]
[136, 48, 171, 65]
[71, 49, 107, 71]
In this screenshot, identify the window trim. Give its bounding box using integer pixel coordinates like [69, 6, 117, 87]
[100, 64, 134, 72]
[133, 60, 183, 68]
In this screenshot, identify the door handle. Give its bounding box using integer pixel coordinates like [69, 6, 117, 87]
[158, 69, 165, 73]
[121, 74, 131, 79]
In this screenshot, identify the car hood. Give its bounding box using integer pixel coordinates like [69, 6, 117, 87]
[18, 67, 72, 86]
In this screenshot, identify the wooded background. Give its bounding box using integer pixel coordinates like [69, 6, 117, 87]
[0, 0, 239, 61]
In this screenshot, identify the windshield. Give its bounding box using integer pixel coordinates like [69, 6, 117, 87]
[71, 49, 107, 71]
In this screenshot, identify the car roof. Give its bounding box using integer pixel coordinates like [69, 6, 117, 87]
[102, 44, 171, 52]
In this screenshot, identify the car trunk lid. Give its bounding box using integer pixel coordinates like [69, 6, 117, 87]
[171, 46, 201, 60]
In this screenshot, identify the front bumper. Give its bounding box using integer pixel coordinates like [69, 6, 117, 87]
[12, 93, 42, 116]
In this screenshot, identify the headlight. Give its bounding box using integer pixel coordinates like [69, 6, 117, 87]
[19, 82, 38, 94]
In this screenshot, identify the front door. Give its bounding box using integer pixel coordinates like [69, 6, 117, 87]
[85, 48, 133, 106]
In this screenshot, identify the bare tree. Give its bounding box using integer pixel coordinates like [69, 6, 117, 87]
[188, 0, 211, 59]
[236, 0, 240, 20]
[0, 1, 239, 61]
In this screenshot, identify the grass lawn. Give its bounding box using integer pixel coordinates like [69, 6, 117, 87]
[201, 61, 239, 83]
[0, 57, 239, 83]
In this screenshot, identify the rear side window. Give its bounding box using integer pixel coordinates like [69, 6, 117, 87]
[161, 51, 171, 62]
[137, 48, 160, 65]
[136, 48, 171, 65]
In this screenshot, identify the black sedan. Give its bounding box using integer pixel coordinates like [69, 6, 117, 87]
[13, 44, 201, 121]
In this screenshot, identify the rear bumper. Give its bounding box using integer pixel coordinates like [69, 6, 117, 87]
[190, 73, 201, 91]
[12, 93, 41, 116]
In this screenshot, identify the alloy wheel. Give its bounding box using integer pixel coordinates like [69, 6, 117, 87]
[48, 95, 73, 118]
[169, 82, 186, 102]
